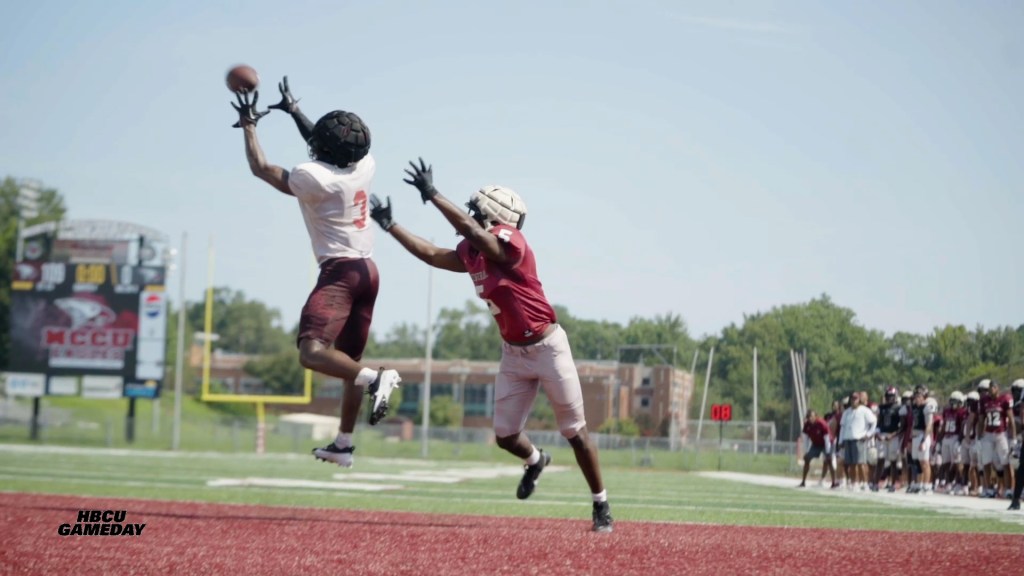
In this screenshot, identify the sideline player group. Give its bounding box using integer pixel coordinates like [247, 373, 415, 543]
[799, 379, 1024, 512]
[229, 78, 613, 532]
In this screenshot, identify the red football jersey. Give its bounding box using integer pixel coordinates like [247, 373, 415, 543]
[980, 393, 1012, 434]
[803, 418, 830, 447]
[940, 407, 968, 440]
[456, 224, 556, 344]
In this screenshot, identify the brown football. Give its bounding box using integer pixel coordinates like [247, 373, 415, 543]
[226, 64, 259, 93]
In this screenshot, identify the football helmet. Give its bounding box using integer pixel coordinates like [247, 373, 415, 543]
[1012, 379, 1024, 403]
[976, 379, 991, 392]
[307, 110, 371, 167]
[467, 185, 527, 230]
[966, 390, 980, 404]
[949, 391, 965, 405]
[884, 386, 898, 402]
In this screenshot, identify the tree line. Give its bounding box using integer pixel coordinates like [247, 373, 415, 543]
[3, 177, 1022, 439]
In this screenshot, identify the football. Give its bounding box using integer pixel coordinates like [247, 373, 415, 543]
[226, 64, 259, 93]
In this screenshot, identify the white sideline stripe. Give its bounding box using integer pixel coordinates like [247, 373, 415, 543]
[206, 478, 401, 491]
[332, 465, 568, 484]
[698, 471, 1024, 527]
[335, 473, 462, 484]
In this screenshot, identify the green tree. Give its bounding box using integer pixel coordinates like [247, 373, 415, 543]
[417, 394, 463, 427]
[432, 301, 502, 361]
[244, 350, 306, 395]
[597, 417, 640, 437]
[365, 322, 425, 358]
[0, 177, 66, 368]
[186, 287, 291, 354]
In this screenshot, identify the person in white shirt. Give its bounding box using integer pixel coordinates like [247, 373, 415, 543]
[230, 83, 400, 469]
[840, 392, 877, 490]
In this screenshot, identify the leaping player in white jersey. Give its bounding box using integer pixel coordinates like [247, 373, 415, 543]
[230, 79, 400, 468]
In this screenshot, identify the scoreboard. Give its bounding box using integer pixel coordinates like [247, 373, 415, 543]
[6, 261, 167, 399]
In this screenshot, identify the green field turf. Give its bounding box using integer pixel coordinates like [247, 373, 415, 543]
[1, 443, 1021, 535]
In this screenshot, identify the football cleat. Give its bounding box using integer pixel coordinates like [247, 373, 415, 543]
[592, 501, 613, 533]
[1009, 501, 1020, 511]
[312, 442, 355, 468]
[516, 450, 551, 500]
[367, 368, 401, 425]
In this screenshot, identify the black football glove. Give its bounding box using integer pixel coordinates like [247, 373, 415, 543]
[403, 157, 438, 203]
[267, 76, 299, 114]
[370, 194, 396, 231]
[231, 90, 269, 128]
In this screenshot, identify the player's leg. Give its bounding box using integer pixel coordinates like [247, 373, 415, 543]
[334, 260, 398, 426]
[995, 433, 1011, 497]
[304, 260, 394, 466]
[297, 260, 372, 382]
[800, 452, 812, 486]
[492, 347, 547, 498]
[1010, 452, 1024, 510]
[536, 326, 611, 532]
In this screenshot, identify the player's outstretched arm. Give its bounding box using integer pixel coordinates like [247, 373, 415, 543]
[233, 91, 292, 196]
[370, 195, 466, 273]
[267, 76, 314, 142]
[402, 158, 508, 264]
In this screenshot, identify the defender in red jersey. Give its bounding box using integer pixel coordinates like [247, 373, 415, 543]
[369, 158, 612, 533]
[229, 83, 400, 469]
[798, 410, 835, 488]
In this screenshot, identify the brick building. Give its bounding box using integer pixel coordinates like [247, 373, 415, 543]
[189, 344, 694, 439]
[301, 357, 694, 438]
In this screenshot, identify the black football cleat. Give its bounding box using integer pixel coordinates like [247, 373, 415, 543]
[312, 442, 355, 468]
[516, 450, 551, 500]
[592, 501, 614, 533]
[1009, 500, 1021, 511]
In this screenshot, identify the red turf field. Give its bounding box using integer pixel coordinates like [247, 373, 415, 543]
[1, 492, 1021, 575]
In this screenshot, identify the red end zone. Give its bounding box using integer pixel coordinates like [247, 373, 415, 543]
[1, 492, 1021, 575]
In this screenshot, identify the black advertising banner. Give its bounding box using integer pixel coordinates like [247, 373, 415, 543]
[7, 262, 167, 398]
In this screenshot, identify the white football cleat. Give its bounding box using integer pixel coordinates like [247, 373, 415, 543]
[367, 368, 401, 425]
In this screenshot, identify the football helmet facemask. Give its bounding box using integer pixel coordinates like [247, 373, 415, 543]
[467, 185, 527, 230]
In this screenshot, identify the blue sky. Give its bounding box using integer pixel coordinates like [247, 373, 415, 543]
[2, 0, 1022, 340]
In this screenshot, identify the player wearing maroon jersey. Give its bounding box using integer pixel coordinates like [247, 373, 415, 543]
[230, 84, 401, 470]
[937, 391, 968, 494]
[369, 158, 612, 533]
[975, 379, 1016, 499]
[799, 410, 835, 488]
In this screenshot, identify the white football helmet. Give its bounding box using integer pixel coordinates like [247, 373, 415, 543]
[468, 185, 527, 230]
[1012, 379, 1024, 390]
[949, 391, 965, 403]
[966, 391, 980, 402]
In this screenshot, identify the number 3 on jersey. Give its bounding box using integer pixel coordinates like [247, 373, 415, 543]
[475, 284, 500, 316]
[353, 190, 368, 229]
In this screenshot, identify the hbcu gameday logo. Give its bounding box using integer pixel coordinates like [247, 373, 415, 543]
[58, 510, 146, 536]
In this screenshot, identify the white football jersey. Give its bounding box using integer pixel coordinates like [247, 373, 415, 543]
[288, 154, 376, 262]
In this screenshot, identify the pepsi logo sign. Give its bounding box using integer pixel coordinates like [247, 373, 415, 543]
[143, 294, 162, 318]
